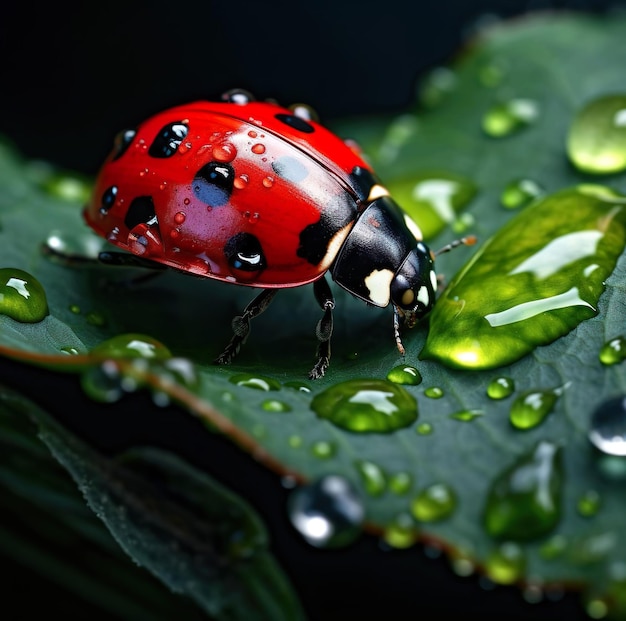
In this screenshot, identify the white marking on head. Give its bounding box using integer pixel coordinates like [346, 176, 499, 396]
[417, 285, 430, 307]
[403, 214, 423, 241]
[367, 184, 390, 202]
[430, 270, 438, 291]
[364, 268, 394, 306]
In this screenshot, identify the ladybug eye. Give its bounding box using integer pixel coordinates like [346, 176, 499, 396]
[221, 88, 255, 105]
[100, 185, 118, 215]
[289, 103, 319, 123]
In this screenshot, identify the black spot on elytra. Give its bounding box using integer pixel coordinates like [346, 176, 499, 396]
[124, 196, 158, 230]
[193, 162, 235, 207]
[297, 193, 356, 265]
[148, 121, 188, 158]
[349, 166, 381, 203]
[112, 129, 136, 160]
[275, 113, 315, 134]
[100, 185, 118, 214]
[224, 232, 267, 271]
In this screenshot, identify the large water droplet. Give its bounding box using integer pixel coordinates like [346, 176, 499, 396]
[567, 94, 626, 174]
[599, 335, 626, 365]
[0, 268, 48, 323]
[386, 364, 422, 386]
[483, 441, 563, 541]
[382, 513, 417, 549]
[589, 396, 626, 456]
[287, 475, 364, 548]
[387, 171, 477, 239]
[421, 185, 626, 369]
[509, 386, 565, 430]
[487, 376, 515, 400]
[310, 379, 417, 433]
[229, 373, 281, 391]
[482, 98, 539, 137]
[90, 333, 172, 360]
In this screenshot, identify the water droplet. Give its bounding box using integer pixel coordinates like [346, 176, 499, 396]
[421, 185, 626, 369]
[69, 304, 81, 314]
[251, 143, 266, 155]
[234, 174, 249, 190]
[311, 440, 336, 459]
[599, 335, 626, 365]
[589, 396, 626, 456]
[416, 422, 433, 435]
[411, 483, 456, 522]
[44, 229, 103, 260]
[288, 434, 303, 448]
[539, 534, 568, 560]
[500, 178, 543, 209]
[154, 357, 199, 391]
[509, 386, 564, 430]
[386, 364, 422, 385]
[284, 380, 311, 393]
[261, 399, 292, 413]
[485, 542, 526, 585]
[486, 376, 515, 400]
[388, 471, 412, 495]
[424, 386, 443, 399]
[174, 211, 186, 224]
[450, 408, 483, 422]
[354, 460, 386, 496]
[482, 98, 539, 137]
[387, 171, 477, 239]
[212, 142, 237, 163]
[377, 114, 419, 164]
[60, 346, 80, 355]
[577, 489, 601, 517]
[262, 176, 274, 188]
[85, 310, 106, 327]
[310, 378, 417, 433]
[81, 360, 125, 403]
[418, 66, 457, 109]
[483, 441, 563, 541]
[229, 373, 281, 391]
[567, 94, 626, 174]
[586, 599, 609, 620]
[287, 475, 364, 548]
[34, 166, 91, 203]
[0, 268, 48, 322]
[90, 333, 171, 360]
[382, 513, 417, 549]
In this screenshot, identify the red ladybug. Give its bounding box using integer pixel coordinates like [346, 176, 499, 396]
[84, 89, 471, 378]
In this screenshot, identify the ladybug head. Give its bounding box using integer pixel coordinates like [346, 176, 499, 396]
[390, 242, 437, 327]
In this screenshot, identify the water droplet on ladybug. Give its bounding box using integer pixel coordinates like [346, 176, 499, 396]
[248, 130, 258, 138]
[234, 174, 249, 190]
[262, 176, 274, 188]
[251, 143, 266, 155]
[174, 211, 186, 224]
[213, 142, 237, 163]
[139, 168, 149, 177]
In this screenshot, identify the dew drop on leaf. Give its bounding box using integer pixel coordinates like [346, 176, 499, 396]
[386, 364, 422, 386]
[599, 335, 626, 365]
[577, 489, 601, 517]
[422, 185, 626, 370]
[310, 378, 417, 433]
[261, 399, 292, 413]
[450, 408, 483, 422]
[483, 441, 563, 541]
[500, 178, 543, 209]
[485, 542, 526, 585]
[229, 373, 281, 391]
[311, 441, 336, 459]
[382, 513, 417, 549]
[287, 475, 364, 548]
[90, 333, 172, 360]
[509, 386, 564, 430]
[487, 376, 515, 400]
[424, 386, 443, 399]
[567, 94, 626, 174]
[588, 396, 626, 456]
[354, 459, 387, 496]
[410, 482, 457, 522]
[482, 98, 539, 137]
[0, 268, 48, 323]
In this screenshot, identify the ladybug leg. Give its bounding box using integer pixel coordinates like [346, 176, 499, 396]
[392, 305, 406, 356]
[309, 276, 335, 380]
[214, 288, 278, 366]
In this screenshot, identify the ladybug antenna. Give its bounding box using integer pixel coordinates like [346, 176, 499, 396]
[434, 234, 477, 257]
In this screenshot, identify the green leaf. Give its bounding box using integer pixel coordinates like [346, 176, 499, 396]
[3, 11, 626, 617]
[0, 384, 304, 620]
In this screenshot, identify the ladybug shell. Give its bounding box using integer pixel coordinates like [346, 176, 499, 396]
[84, 100, 378, 287]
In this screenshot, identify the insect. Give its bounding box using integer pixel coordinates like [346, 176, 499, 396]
[83, 89, 474, 379]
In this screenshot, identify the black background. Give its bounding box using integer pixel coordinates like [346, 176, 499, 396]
[0, 1, 620, 619]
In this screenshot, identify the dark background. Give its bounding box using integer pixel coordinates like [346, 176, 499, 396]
[0, 1, 620, 619]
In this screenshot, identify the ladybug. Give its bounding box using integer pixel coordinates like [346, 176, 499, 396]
[83, 89, 473, 379]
